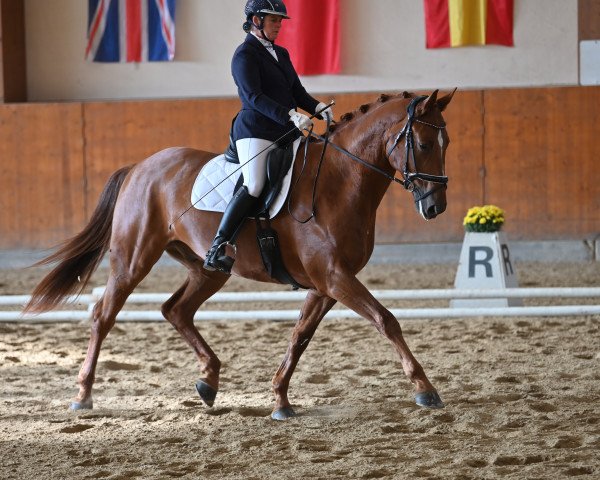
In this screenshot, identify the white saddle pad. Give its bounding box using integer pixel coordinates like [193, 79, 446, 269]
[191, 138, 301, 218]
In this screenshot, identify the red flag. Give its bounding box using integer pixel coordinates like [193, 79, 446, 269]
[424, 0, 513, 49]
[276, 0, 340, 75]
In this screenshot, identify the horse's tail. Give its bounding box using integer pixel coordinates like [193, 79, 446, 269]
[23, 165, 135, 314]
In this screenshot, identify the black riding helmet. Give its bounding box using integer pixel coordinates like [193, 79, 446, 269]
[243, 0, 290, 34]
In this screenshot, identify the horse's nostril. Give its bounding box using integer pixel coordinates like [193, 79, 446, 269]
[426, 203, 446, 218]
[426, 205, 439, 218]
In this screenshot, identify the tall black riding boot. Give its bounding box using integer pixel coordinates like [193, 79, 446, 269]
[204, 186, 257, 273]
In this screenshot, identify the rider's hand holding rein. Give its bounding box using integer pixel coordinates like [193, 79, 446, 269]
[316, 102, 334, 124]
[289, 101, 334, 131]
[289, 110, 313, 131]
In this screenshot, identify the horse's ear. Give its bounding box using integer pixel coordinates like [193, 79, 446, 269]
[420, 90, 439, 114]
[436, 88, 457, 112]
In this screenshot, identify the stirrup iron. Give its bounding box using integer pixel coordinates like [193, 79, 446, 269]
[204, 240, 237, 273]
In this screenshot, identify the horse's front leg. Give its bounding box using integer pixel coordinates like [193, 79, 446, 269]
[326, 273, 444, 409]
[271, 289, 337, 420]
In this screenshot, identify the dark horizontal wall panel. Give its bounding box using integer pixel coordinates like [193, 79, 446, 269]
[2, 87, 598, 249]
[484, 86, 600, 240]
[0, 103, 85, 248]
[579, 0, 600, 40]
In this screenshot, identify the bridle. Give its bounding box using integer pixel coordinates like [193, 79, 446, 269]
[385, 95, 448, 202]
[305, 94, 448, 206]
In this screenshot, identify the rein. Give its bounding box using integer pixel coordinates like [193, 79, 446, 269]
[287, 121, 331, 223]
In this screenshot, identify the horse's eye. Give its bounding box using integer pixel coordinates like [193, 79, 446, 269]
[419, 143, 431, 151]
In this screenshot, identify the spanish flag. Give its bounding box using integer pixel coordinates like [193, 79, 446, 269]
[424, 0, 514, 48]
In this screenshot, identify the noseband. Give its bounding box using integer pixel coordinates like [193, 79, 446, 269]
[386, 95, 448, 202]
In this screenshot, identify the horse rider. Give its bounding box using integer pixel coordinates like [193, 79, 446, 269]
[203, 0, 334, 273]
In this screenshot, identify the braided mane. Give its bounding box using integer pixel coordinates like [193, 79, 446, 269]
[327, 91, 414, 134]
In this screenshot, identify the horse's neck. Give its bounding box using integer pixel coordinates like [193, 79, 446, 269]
[327, 121, 395, 210]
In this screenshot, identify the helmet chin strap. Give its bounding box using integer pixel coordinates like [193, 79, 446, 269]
[252, 18, 275, 43]
[261, 30, 274, 43]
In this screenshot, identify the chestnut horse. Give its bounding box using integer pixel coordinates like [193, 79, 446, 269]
[25, 90, 454, 420]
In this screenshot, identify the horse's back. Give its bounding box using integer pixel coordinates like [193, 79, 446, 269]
[117, 147, 216, 197]
[110, 147, 218, 242]
[141, 146, 216, 176]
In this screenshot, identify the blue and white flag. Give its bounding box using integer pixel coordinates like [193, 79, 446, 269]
[86, 0, 176, 62]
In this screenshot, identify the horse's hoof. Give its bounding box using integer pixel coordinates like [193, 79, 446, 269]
[415, 391, 445, 409]
[195, 380, 217, 407]
[69, 399, 93, 410]
[271, 406, 297, 421]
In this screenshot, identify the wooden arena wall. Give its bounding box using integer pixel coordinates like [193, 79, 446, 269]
[1, 86, 599, 248]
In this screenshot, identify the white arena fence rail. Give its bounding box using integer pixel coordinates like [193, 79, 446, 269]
[1, 287, 600, 322]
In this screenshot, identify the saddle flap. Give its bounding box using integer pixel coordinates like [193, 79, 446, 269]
[260, 142, 295, 214]
[224, 114, 240, 164]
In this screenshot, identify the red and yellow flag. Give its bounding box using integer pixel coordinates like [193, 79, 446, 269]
[424, 0, 513, 48]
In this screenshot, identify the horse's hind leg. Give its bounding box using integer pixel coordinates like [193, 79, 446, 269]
[71, 247, 163, 410]
[271, 289, 337, 420]
[160, 248, 229, 407]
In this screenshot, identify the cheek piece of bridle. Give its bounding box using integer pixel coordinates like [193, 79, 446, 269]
[386, 95, 448, 203]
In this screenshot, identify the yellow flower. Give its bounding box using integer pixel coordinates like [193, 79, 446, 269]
[463, 205, 505, 232]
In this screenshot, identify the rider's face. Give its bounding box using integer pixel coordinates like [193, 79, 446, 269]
[253, 14, 284, 41]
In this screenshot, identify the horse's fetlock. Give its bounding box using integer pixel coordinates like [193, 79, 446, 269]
[77, 375, 94, 393]
[407, 363, 425, 383]
[212, 357, 222, 372]
[202, 357, 221, 377]
[272, 379, 282, 392]
[271, 377, 288, 399]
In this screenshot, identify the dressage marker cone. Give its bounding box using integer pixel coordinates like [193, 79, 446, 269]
[451, 232, 522, 308]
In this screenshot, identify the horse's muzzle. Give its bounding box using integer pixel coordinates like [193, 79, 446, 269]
[424, 202, 446, 219]
[414, 184, 447, 220]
